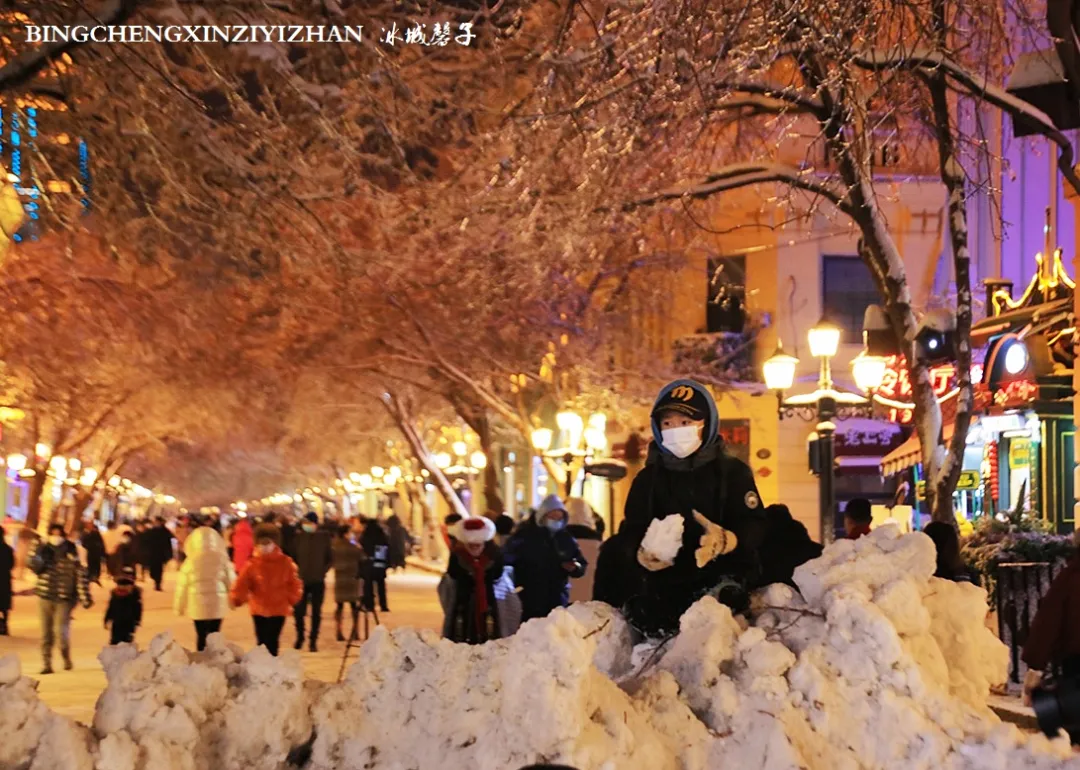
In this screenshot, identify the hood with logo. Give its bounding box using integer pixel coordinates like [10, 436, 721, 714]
[649, 379, 721, 470]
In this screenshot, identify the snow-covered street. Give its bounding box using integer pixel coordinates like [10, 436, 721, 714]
[0, 567, 441, 724]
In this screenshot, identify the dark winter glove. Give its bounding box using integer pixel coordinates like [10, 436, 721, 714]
[103, 618, 109, 629]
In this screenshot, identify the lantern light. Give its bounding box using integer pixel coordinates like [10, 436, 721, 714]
[531, 428, 553, 452]
[470, 451, 488, 469]
[808, 318, 842, 358]
[6, 453, 26, 472]
[851, 351, 887, 392]
[762, 345, 800, 391]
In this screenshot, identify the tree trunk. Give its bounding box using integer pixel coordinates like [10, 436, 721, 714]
[800, 50, 962, 526]
[381, 390, 469, 519]
[24, 462, 48, 531]
[65, 488, 95, 535]
[447, 390, 505, 514]
[924, 0, 976, 524]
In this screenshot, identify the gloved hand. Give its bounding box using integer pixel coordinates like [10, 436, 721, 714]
[1023, 668, 1043, 707]
[637, 547, 672, 572]
[693, 511, 738, 568]
[103, 618, 109, 629]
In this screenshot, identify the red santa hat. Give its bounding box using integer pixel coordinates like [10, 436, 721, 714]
[454, 516, 496, 544]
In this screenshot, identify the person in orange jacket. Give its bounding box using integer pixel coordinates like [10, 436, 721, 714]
[230, 523, 303, 656]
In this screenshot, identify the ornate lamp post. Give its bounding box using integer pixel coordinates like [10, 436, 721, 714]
[762, 318, 886, 543]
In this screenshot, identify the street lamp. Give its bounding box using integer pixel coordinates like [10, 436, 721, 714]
[470, 451, 488, 469]
[762, 318, 879, 545]
[5, 453, 26, 472]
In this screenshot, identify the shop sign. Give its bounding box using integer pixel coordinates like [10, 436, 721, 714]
[834, 426, 904, 455]
[875, 356, 983, 424]
[993, 379, 1038, 408]
[915, 470, 981, 500]
[1009, 439, 1032, 469]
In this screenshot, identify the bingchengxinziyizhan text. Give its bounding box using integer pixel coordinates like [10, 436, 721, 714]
[25, 22, 476, 46]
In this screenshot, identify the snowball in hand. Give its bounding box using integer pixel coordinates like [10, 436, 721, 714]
[641, 514, 684, 566]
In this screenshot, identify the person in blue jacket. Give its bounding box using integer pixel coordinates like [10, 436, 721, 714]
[503, 494, 587, 622]
[608, 379, 768, 636]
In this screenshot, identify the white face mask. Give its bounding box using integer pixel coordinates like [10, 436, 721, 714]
[545, 517, 565, 532]
[49, 535, 64, 547]
[661, 425, 703, 459]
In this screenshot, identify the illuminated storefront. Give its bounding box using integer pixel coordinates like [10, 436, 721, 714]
[881, 247, 1076, 531]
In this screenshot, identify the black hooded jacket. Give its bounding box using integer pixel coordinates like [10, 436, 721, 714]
[622, 380, 767, 588]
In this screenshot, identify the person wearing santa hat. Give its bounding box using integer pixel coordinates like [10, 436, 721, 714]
[445, 517, 504, 644]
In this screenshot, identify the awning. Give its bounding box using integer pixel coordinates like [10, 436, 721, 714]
[880, 420, 958, 476]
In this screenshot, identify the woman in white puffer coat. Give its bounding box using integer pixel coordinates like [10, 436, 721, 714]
[173, 526, 235, 651]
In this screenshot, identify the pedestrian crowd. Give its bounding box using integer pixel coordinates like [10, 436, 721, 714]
[0, 508, 415, 672]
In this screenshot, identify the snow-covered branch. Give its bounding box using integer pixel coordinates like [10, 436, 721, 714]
[625, 163, 855, 217]
[853, 47, 1080, 196]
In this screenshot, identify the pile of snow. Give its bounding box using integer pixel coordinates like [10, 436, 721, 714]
[3, 526, 1079, 770]
[0, 655, 95, 770]
[641, 513, 684, 563]
[92, 632, 311, 770]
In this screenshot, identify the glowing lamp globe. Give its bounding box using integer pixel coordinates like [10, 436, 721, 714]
[584, 427, 607, 452]
[1004, 341, 1029, 375]
[851, 352, 887, 392]
[5, 453, 27, 472]
[763, 346, 800, 391]
[556, 411, 584, 434]
[434, 452, 452, 470]
[531, 428, 553, 452]
[470, 451, 488, 469]
[808, 318, 842, 358]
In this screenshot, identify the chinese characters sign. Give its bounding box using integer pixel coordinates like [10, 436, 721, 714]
[993, 380, 1038, 408]
[874, 356, 982, 424]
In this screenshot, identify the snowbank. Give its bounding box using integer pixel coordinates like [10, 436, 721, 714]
[3, 527, 1078, 770]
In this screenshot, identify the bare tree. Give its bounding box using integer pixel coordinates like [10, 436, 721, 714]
[512, 0, 1077, 521]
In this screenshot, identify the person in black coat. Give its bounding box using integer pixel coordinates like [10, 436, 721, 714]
[104, 566, 143, 644]
[503, 495, 587, 622]
[754, 504, 823, 588]
[359, 518, 390, 612]
[608, 379, 767, 636]
[0, 525, 12, 635]
[446, 517, 504, 644]
[80, 521, 105, 586]
[144, 519, 174, 592]
[922, 521, 978, 585]
[112, 530, 139, 577]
